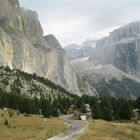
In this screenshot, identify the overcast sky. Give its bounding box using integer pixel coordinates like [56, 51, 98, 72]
[20, 0, 140, 46]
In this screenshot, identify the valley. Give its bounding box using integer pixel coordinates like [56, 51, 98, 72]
[0, 0, 140, 140]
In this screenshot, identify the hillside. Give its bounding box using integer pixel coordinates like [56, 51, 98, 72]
[0, 66, 75, 99]
[72, 56, 140, 99]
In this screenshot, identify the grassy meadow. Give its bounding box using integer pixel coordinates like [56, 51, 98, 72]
[77, 120, 140, 140]
[0, 109, 67, 140]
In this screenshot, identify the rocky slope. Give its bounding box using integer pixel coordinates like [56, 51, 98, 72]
[0, 0, 79, 95]
[0, 66, 75, 99]
[72, 60, 140, 99]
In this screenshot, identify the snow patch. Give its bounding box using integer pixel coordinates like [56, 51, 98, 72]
[93, 64, 103, 70]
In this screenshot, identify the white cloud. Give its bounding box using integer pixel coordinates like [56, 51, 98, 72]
[20, 0, 140, 46]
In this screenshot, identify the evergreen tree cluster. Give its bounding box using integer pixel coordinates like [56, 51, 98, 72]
[0, 89, 72, 118]
[0, 88, 140, 120]
[72, 95, 139, 121]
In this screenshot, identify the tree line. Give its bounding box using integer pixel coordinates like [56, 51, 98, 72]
[0, 89, 72, 118]
[1, 89, 140, 121]
[72, 95, 140, 121]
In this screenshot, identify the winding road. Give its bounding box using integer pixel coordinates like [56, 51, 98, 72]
[48, 115, 88, 140]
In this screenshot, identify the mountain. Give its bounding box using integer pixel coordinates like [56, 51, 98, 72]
[72, 60, 140, 99]
[71, 21, 140, 99]
[1, 0, 140, 99]
[0, 0, 79, 95]
[64, 39, 96, 60]
[89, 21, 140, 78]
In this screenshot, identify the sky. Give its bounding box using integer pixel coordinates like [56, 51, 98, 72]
[20, 0, 140, 46]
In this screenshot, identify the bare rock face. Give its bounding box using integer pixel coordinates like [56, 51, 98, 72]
[0, 0, 79, 95]
[72, 58, 140, 99]
[90, 21, 140, 78]
[70, 22, 140, 98]
[44, 35, 80, 95]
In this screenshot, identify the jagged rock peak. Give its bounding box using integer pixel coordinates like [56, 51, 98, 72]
[44, 34, 62, 49]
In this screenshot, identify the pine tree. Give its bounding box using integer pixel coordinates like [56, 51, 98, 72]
[92, 103, 101, 119]
[112, 98, 119, 119]
[0, 91, 8, 108]
[22, 98, 32, 114]
[100, 97, 112, 121]
[41, 99, 52, 118]
[52, 108, 59, 117]
[118, 100, 132, 120]
[136, 96, 140, 109]
[81, 103, 86, 113]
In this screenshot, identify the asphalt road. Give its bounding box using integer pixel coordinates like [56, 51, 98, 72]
[48, 115, 88, 140]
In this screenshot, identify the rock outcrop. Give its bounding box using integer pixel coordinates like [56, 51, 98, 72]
[44, 35, 79, 94]
[0, 0, 79, 95]
[72, 60, 140, 99]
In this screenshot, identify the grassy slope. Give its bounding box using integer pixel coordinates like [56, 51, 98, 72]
[77, 120, 140, 140]
[0, 109, 67, 140]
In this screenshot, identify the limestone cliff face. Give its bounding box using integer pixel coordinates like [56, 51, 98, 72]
[70, 21, 140, 98]
[0, 0, 79, 95]
[44, 35, 80, 94]
[90, 21, 140, 78]
[72, 57, 140, 99]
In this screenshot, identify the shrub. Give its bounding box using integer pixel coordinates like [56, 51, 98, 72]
[4, 119, 9, 126]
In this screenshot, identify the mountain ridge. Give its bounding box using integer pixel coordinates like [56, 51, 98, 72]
[0, 0, 80, 95]
[68, 21, 140, 98]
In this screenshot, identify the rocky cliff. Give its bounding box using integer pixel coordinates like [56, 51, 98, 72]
[44, 35, 79, 94]
[72, 58, 140, 99]
[89, 21, 140, 78]
[0, 0, 79, 95]
[70, 21, 140, 98]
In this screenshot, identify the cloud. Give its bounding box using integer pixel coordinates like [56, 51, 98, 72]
[20, 0, 140, 46]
